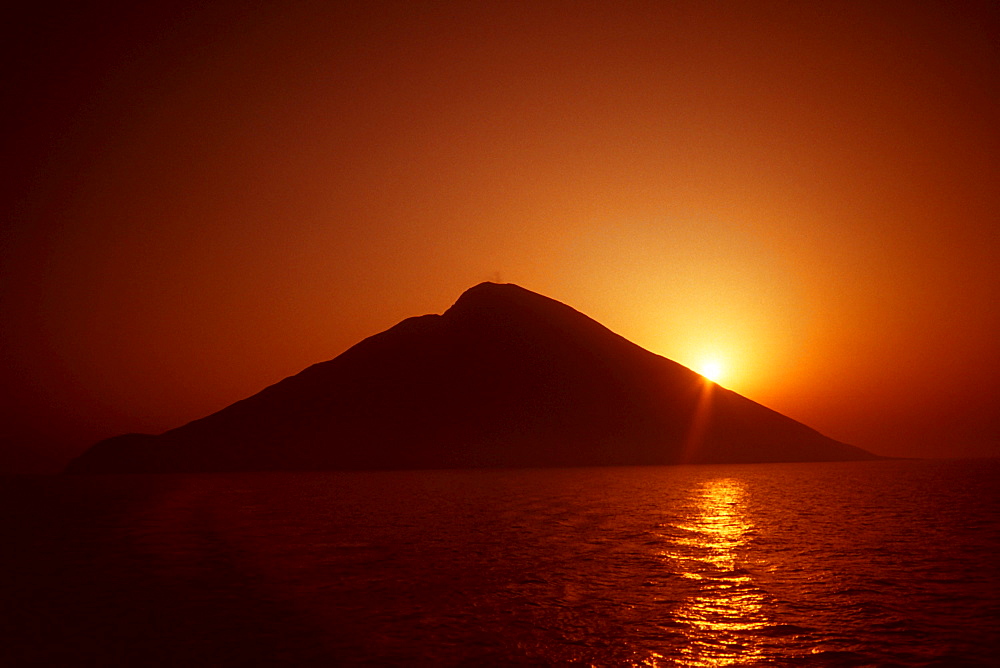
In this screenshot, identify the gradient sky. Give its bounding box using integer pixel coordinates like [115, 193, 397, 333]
[3, 1, 998, 472]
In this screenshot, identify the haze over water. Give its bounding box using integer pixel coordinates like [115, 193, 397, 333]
[4, 458, 997, 665]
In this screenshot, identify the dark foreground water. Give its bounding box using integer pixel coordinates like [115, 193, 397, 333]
[2, 459, 998, 666]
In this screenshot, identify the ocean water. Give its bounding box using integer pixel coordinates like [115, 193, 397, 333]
[2, 459, 998, 666]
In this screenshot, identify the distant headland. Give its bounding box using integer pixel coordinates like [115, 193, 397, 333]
[66, 283, 877, 473]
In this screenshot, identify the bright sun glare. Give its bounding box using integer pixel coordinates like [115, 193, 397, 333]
[697, 358, 725, 384]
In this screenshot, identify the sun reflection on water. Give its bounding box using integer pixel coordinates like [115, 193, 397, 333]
[661, 478, 768, 666]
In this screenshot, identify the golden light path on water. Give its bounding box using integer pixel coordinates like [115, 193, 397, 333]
[649, 478, 768, 667]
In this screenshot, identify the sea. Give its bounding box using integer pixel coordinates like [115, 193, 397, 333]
[2, 458, 998, 666]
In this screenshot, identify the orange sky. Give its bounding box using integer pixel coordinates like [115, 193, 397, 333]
[3, 1, 998, 472]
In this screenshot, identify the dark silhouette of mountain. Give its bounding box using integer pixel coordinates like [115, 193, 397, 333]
[66, 283, 876, 473]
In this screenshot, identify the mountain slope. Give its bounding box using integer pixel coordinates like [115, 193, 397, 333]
[66, 283, 876, 473]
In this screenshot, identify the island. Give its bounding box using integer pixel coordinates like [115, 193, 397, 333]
[67, 282, 876, 473]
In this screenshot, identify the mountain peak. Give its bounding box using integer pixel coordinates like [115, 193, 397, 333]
[449, 282, 553, 312]
[445, 282, 590, 332]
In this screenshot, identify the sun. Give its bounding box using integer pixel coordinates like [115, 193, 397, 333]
[696, 357, 725, 384]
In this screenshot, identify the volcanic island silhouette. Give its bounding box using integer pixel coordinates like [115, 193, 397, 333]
[67, 282, 876, 473]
